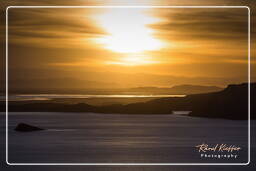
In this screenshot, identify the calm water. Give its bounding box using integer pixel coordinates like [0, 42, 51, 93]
[1, 112, 251, 164]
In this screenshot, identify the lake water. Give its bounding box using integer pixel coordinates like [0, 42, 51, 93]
[1, 112, 251, 164]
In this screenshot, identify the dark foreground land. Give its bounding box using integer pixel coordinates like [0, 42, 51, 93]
[1, 83, 255, 120]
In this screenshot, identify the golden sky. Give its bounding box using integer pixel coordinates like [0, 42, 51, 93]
[4, 2, 254, 89]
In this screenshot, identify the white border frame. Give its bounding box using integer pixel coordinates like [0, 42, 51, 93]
[5, 5, 251, 166]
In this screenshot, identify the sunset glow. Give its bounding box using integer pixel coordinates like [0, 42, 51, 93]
[3, 1, 253, 165]
[94, 9, 163, 53]
[7, 7, 250, 88]
[105, 54, 158, 66]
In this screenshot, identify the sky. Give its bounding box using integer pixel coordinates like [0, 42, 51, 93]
[1, 0, 255, 91]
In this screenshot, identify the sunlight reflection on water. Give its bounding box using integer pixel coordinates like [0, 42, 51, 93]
[2, 94, 186, 101]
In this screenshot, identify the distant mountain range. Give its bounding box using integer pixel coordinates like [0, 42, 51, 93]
[7, 84, 223, 95]
[128, 84, 223, 95]
[6, 69, 250, 92]
[2, 83, 255, 120]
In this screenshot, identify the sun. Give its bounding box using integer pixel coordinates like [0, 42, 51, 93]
[93, 8, 164, 64]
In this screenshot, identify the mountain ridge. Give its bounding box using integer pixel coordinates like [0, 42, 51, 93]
[2, 82, 254, 120]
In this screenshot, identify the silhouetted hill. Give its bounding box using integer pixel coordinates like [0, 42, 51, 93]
[2, 83, 254, 119]
[148, 83, 254, 119]
[187, 83, 254, 119]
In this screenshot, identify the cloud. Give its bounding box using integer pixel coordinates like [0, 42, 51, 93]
[143, 8, 250, 65]
[7, 8, 107, 48]
[150, 8, 248, 41]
